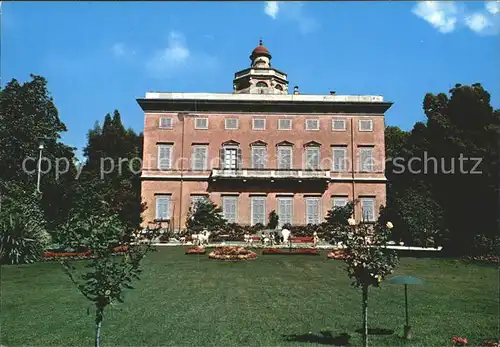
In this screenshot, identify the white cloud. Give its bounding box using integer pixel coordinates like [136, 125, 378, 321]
[264, 1, 279, 19]
[412, 1, 458, 34]
[146, 31, 216, 78]
[485, 1, 500, 14]
[465, 13, 492, 33]
[264, 2, 318, 34]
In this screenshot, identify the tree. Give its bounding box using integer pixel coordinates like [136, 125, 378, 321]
[267, 210, 279, 229]
[323, 201, 355, 245]
[185, 199, 226, 233]
[79, 110, 144, 233]
[337, 212, 398, 347]
[0, 75, 77, 231]
[60, 212, 160, 347]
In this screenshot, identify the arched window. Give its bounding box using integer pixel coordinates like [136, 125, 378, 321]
[256, 81, 268, 87]
[275, 84, 283, 91]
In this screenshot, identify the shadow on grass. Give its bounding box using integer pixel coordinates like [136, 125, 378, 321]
[283, 331, 351, 346]
[355, 328, 394, 335]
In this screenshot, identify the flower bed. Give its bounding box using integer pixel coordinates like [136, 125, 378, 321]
[327, 250, 346, 260]
[208, 246, 257, 261]
[291, 237, 314, 243]
[482, 339, 500, 347]
[41, 246, 129, 261]
[185, 247, 206, 255]
[262, 248, 320, 255]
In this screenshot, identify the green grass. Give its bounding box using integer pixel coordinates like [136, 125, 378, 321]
[1, 248, 498, 346]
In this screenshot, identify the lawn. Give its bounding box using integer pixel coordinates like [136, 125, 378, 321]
[1, 247, 498, 346]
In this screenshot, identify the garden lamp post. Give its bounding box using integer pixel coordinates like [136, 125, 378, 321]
[35, 136, 54, 195]
[388, 275, 424, 340]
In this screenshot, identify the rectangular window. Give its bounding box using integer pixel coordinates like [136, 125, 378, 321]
[251, 196, 266, 226]
[277, 197, 293, 227]
[278, 119, 292, 130]
[305, 197, 321, 225]
[332, 196, 348, 209]
[159, 117, 173, 129]
[190, 195, 208, 212]
[305, 119, 320, 130]
[305, 147, 320, 170]
[359, 147, 375, 172]
[155, 195, 171, 220]
[222, 196, 238, 223]
[195, 118, 208, 129]
[360, 197, 376, 222]
[191, 145, 208, 171]
[251, 146, 267, 169]
[277, 146, 293, 169]
[225, 118, 238, 130]
[332, 147, 347, 172]
[359, 119, 373, 132]
[252, 118, 266, 130]
[157, 144, 172, 170]
[332, 119, 346, 131]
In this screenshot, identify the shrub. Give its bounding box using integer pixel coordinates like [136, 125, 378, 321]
[0, 215, 47, 264]
[268, 210, 279, 229]
[185, 199, 226, 233]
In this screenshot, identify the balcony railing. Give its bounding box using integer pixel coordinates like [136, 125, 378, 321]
[211, 169, 330, 179]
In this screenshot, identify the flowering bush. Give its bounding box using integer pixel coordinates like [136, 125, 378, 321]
[327, 250, 346, 260]
[451, 337, 468, 346]
[208, 246, 257, 261]
[185, 247, 206, 255]
[482, 339, 500, 347]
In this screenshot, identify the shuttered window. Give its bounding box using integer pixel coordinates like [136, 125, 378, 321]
[277, 197, 293, 227]
[222, 196, 238, 223]
[155, 195, 171, 220]
[251, 146, 267, 169]
[332, 196, 348, 209]
[277, 146, 292, 169]
[191, 145, 208, 170]
[359, 147, 375, 172]
[332, 147, 347, 172]
[305, 119, 319, 130]
[332, 119, 346, 131]
[359, 119, 373, 132]
[195, 118, 208, 129]
[305, 197, 321, 225]
[157, 145, 172, 170]
[361, 197, 376, 222]
[251, 197, 266, 226]
[252, 118, 266, 130]
[159, 117, 173, 129]
[305, 146, 320, 169]
[278, 119, 292, 130]
[225, 118, 238, 130]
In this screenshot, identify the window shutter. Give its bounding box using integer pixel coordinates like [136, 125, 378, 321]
[219, 148, 225, 169]
[333, 148, 346, 172]
[158, 145, 171, 169]
[360, 148, 374, 172]
[156, 196, 170, 220]
[237, 148, 243, 169]
[251, 197, 266, 225]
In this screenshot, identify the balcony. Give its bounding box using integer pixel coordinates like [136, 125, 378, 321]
[210, 168, 330, 180]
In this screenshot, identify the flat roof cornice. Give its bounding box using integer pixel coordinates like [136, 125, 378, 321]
[137, 92, 393, 114]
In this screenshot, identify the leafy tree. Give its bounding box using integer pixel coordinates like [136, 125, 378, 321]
[60, 213, 160, 347]
[323, 201, 355, 244]
[79, 110, 144, 233]
[185, 199, 226, 233]
[0, 75, 77, 231]
[338, 216, 398, 347]
[267, 210, 279, 229]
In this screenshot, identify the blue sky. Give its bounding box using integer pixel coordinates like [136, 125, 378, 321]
[3, 1, 500, 159]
